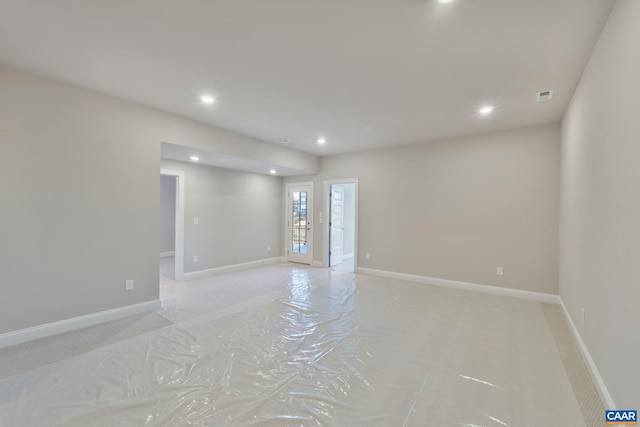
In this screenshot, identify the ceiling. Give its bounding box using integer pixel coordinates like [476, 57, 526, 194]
[0, 0, 614, 158]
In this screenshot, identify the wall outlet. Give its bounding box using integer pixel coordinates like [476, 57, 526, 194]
[125, 279, 134, 291]
[193, 255, 198, 263]
[496, 267, 504, 276]
[365, 252, 370, 260]
[267, 244, 271, 251]
[581, 307, 585, 323]
[194, 217, 199, 225]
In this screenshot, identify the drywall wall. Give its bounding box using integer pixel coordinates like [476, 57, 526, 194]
[0, 64, 317, 334]
[160, 175, 176, 254]
[161, 159, 282, 273]
[560, 0, 639, 407]
[286, 124, 560, 294]
[342, 183, 356, 258]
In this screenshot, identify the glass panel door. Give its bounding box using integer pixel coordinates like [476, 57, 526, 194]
[292, 190, 308, 254]
[286, 183, 313, 264]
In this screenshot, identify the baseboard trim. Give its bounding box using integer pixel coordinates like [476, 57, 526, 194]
[183, 257, 284, 280]
[0, 300, 161, 349]
[160, 251, 175, 258]
[558, 300, 616, 409]
[357, 267, 560, 304]
[311, 261, 325, 268]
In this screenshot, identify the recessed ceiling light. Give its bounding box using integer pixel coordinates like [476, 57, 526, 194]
[269, 169, 277, 174]
[436, 0, 455, 4]
[190, 156, 200, 161]
[317, 138, 326, 145]
[200, 95, 215, 105]
[479, 105, 495, 115]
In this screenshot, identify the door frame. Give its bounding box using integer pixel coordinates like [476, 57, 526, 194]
[323, 178, 358, 270]
[285, 182, 314, 264]
[160, 168, 185, 280]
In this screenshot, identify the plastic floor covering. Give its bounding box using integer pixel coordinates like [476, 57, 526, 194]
[0, 264, 590, 426]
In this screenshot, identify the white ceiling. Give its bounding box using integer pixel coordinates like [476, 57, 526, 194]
[0, 0, 614, 157]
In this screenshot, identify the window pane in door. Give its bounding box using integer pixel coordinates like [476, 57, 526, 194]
[292, 191, 307, 254]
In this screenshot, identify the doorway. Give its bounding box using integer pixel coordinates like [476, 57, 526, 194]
[325, 180, 357, 272]
[160, 169, 185, 280]
[286, 182, 314, 265]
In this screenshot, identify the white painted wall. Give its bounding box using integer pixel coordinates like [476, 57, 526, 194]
[0, 64, 317, 335]
[160, 175, 176, 254]
[290, 124, 560, 294]
[560, 0, 639, 407]
[161, 160, 282, 273]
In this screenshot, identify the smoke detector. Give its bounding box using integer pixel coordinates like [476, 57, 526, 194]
[536, 90, 553, 102]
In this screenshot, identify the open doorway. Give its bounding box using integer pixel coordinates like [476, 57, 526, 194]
[160, 169, 185, 281]
[325, 180, 357, 272]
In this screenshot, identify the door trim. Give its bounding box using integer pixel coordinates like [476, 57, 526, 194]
[323, 179, 358, 270]
[160, 168, 185, 280]
[285, 182, 314, 264]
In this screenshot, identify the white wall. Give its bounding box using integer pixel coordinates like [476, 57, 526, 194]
[0, 64, 317, 334]
[341, 183, 356, 258]
[161, 160, 282, 273]
[288, 124, 560, 294]
[560, 0, 639, 407]
[160, 175, 176, 254]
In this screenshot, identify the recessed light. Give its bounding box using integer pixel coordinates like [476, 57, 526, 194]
[436, 0, 455, 4]
[317, 138, 326, 145]
[190, 156, 200, 162]
[479, 105, 494, 115]
[200, 95, 215, 105]
[269, 169, 277, 174]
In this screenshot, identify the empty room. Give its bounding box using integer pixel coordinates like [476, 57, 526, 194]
[1, 0, 638, 426]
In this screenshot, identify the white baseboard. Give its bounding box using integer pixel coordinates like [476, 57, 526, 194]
[559, 300, 616, 409]
[311, 261, 325, 268]
[357, 267, 561, 304]
[183, 257, 284, 280]
[0, 300, 161, 349]
[160, 251, 175, 258]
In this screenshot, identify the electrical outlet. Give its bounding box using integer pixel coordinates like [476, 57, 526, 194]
[125, 279, 134, 291]
[194, 217, 199, 225]
[365, 252, 370, 260]
[267, 245, 271, 251]
[193, 255, 198, 263]
[496, 267, 504, 276]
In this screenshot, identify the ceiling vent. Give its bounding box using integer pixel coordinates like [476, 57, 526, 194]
[536, 90, 553, 102]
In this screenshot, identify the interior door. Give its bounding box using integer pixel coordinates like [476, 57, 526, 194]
[329, 186, 344, 266]
[287, 184, 313, 264]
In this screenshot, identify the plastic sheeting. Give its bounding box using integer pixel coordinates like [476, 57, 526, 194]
[0, 265, 586, 426]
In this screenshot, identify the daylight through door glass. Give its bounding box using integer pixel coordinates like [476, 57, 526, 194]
[292, 191, 307, 254]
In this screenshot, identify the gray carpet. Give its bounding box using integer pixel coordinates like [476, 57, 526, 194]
[541, 303, 605, 427]
[0, 312, 172, 380]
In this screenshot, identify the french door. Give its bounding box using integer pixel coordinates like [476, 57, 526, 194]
[286, 183, 313, 264]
